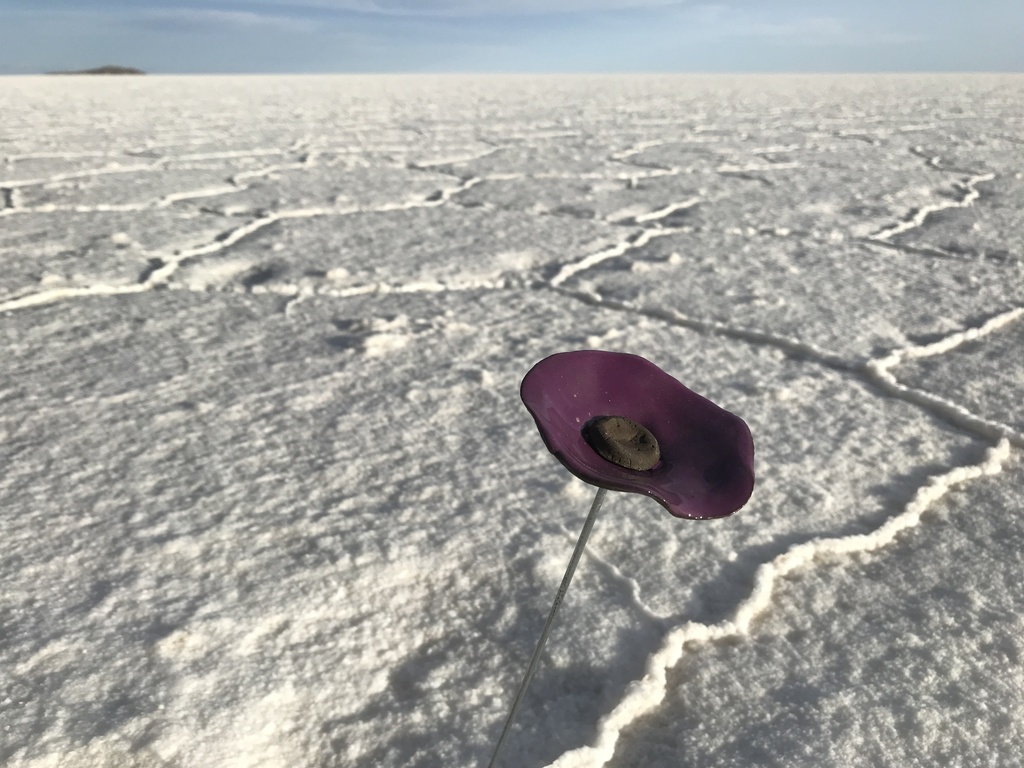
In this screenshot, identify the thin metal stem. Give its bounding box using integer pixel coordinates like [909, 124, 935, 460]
[487, 487, 609, 768]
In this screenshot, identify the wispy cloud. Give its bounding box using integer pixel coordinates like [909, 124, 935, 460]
[685, 3, 922, 46]
[740, 15, 847, 39]
[220, 0, 688, 16]
[745, 17, 921, 45]
[133, 7, 319, 33]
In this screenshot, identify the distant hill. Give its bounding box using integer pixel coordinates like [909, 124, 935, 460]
[46, 66, 145, 75]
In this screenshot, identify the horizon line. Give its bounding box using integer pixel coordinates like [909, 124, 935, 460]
[6, 69, 1023, 77]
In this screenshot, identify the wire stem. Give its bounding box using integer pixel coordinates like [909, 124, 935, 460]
[487, 486, 609, 768]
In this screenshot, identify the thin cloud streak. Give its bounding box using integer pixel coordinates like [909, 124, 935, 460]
[134, 7, 319, 32]
[219, 0, 689, 17]
[679, 5, 924, 47]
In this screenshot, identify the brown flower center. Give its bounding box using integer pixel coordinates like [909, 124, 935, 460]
[582, 415, 661, 471]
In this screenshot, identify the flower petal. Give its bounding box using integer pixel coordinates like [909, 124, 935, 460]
[520, 350, 754, 519]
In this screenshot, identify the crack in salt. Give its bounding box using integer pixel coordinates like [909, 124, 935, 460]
[407, 145, 503, 171]
[865, 305, 1024, 449]
[868, 171, 994, 242]
[877, 305, 1024, 366]
[2, 161, 162, 188]
[556, 288, 856, 373]
[717, 161, 801, 174]
[547, 197, 705, 288]
[545, 439, 1012, 768]
[549, 229, 679, 288]
[273, 275, 514, 319]
[1, 151, 319, 216]
[867, 146, 994, 244]
[0, 282, 151, 312]
[557, 287, 1024, 449]
[619, 197, 700, 225]
[0, 173, 487, 313]
[832, 131, 882, 146]
[578, 541, 668, 628]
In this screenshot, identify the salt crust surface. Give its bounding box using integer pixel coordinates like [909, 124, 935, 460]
[1, 74, 1022, 768]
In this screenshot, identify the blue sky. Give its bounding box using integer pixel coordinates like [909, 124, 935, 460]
[1, 0, 1022, 74]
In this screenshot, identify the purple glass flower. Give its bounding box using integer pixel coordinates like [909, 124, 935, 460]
[520, 350, 754, 519]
